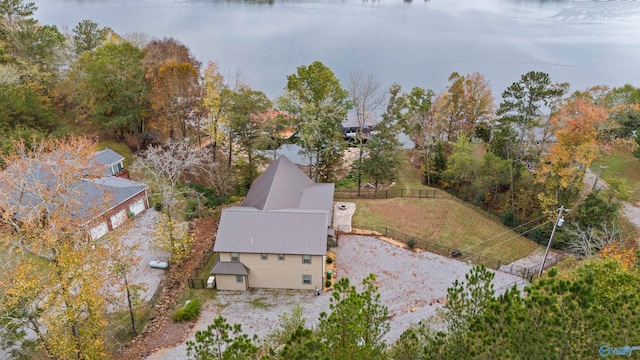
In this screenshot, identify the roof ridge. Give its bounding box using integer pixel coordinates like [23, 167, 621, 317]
[261, 156, 283, 211]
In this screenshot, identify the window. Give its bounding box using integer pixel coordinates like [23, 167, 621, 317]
[110, 162, 123, 176]
[236, 275, 243, 283]
[302, 255, 311, 264]
[278, 254, 285, 261]
[230, 252, 239, 261]
[302, 275, 312, 285]
[261, 253, 268, 260]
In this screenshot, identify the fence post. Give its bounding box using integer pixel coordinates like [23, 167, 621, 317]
[497, 260, 501, 269]
[384, 227, 388, 237]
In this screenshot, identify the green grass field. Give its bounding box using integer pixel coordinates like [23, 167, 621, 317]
[351, 197, 540, 264]
[592, 146, 640, 203]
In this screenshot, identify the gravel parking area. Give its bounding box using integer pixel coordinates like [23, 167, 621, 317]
[148, 234, 525, 359]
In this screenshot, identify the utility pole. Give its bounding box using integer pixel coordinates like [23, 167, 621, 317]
[538, 206, 568, 277]
[592, 165, 608, 191]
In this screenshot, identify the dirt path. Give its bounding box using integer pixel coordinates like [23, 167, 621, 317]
[116, 215, 219, 359]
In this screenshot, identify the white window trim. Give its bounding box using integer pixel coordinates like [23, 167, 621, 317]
[278, 254, 285, 261]
[261, 253, 268, 260]
[236, 275, 243, 283]
[302, 255, 311, 264]
[231, 252, 239, 261]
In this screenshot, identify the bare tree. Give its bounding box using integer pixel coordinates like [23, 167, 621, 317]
[564, 223, 622, 258]
[133, 139, 208, 220]
[348, 71, 386, 196]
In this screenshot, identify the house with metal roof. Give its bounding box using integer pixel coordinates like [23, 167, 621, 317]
[212, 155, 334, 290]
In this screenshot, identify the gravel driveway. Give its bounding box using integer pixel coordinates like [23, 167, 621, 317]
[148, 234, 524, 359]
[117, 209, 169, 303]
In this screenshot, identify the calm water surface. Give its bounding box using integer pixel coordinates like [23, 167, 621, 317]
[35, 0, 640, 98]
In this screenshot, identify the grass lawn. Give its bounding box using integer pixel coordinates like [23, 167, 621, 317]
[352, 197, 541, 264]
[390, 150, 435, 191]
[592, 146, 640, 203]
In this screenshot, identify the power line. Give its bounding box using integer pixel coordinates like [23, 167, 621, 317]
[474, 220, 552, 255]
[462, 214, 549, 252]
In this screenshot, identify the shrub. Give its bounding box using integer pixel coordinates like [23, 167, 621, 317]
[502, 210, 518, 228]
[326, 257, 333, 264]
[406, 237, 416, 249]
[325, 280, 332, 288]
[326, 273, 332, 280]
[173, 299, 201, 322]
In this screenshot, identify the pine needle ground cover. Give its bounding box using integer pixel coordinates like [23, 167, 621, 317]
[352, 197, 540, 264]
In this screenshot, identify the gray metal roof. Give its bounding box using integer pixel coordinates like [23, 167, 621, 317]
[214, 207, 329, 255]
[93, 148, 125, 167]
[211, 261, 250, 275]
[243, 156, 313, 211]
[299, 183, 334, 211]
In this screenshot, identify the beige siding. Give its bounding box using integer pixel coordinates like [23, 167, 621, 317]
[216, 274, 247, 291]
[239, 253, 324, 290]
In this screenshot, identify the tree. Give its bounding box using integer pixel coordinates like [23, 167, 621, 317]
[132, 139, 207, 221]
[143, 38, 202, 141]
[348, 70, 385, 196]
[132, 139, 206, 265]
[432, 72, 495, 141]
[202, 61, 230, 161]
[71, 19, 109, 55]
[59, 40, 147, 138]
[0, 137, 119, 359]
[361, 86, 402, 192]
[265, 304, 306, 347]
[0, 82, 60, 134]
[279, 61, 349, 182]
[496, 71, 566, 208]
[226, 87, 272, 191]
[536, 96, 608, 208]
[148, 60, 203, 140]
[442, 135, 480, 197]
[108, 240, 146, 337]
[186, 316, 260, 360]
[317, 274, 389, 360]
[403, 86, 445, 185]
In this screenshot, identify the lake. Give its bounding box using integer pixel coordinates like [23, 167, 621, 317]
[35, 0, 640, 99]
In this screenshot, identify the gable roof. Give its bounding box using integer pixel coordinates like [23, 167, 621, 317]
[214, 155, 334, 256]
[243, 156, 313, 211]
[93, 148, 124, 167]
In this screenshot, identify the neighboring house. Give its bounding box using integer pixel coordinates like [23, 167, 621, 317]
[1, 148, 149, 241]
[212, 155, 334, 291]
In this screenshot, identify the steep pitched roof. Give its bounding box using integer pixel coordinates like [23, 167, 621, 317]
[214, 155, 334, 256]
[243, 156, 313, 211]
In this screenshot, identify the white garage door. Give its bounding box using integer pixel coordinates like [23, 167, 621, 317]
[110, 210, 127, 229]
[90, 222, 108, 240]
[129, 198, 146, 216]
